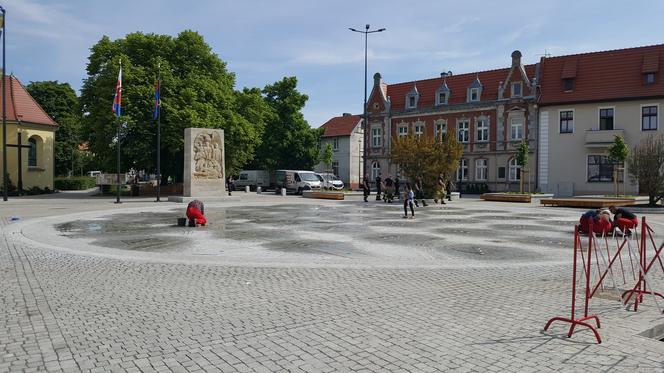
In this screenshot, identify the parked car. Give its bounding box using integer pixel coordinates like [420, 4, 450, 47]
[316, 173, 344, 190]
[235, 170, 271, 191]
[275, 170, 322, 194]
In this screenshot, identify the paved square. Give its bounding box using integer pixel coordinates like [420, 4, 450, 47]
[1, 194, 663, 372]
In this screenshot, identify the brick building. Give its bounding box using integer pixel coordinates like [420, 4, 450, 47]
[314, 113, 363, 189]
[363, 51, 539, 192]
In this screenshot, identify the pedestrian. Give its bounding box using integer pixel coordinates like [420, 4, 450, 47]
[186, 199, 207, 227]
[578, 209, 600, 234]
[433, 175, 446, 205]
[446, 179, 454, 202]
[609, 205, 638, 236]
[384, 175, 394, 203]
[394, 176, 401, 200]
[414, 176, 428, 207]
[227, 176, 236, 196]
[375, 174, 382, 201]
[403, 182, 415, 219]
[362, 174, 371, 202]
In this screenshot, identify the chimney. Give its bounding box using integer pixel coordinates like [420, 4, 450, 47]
[342, 113, 352, 116]
[440, 71, 452, 78]
[511, 50, 522, 67]
[373, 72, 382, 86]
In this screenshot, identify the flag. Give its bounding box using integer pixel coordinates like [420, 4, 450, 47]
[153, 78, 160, 120]
[112, 67, 122, 117]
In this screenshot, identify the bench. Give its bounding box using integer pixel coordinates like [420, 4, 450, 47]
[480, 193, 532, 203]
[302, 191, 345, 200]
[540, 198, 636, 208]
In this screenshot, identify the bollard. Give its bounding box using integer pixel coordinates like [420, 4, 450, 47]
[245, 185, 250, 193]
[280, 188, 286, 196]
[256, 186, 262, 194]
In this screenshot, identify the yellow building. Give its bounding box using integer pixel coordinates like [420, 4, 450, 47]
[0, 75, 57, 193]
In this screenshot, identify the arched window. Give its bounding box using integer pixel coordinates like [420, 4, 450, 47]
[509, 158, 521, 181]
[371, 161, 381, 180]
[28, 138, 37, 167]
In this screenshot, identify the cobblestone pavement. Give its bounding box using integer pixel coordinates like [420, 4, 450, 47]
[1, 194, 664, 372]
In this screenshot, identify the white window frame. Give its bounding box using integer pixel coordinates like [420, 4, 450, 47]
[640, 103, 659, 131]
[371, 161, 381, 180]
[415, 122, 424, 138]
[597, 106, 616, 131]
[475, 159, 488, 181]
[436, 91, 448, 105]
[332, 137, 339, 151]
[510, 117, 524, 140]
[587, 154, 623, 183]
[434, 120, 447, 142]
[457, 120, 470, 143]
[407, 94, 417, 109]
[558, 109, 574, 134]
[371, 127, 382, 147]
[469, 88, 480, 102]
[398, 125, 408, 138]
[509, 158, 521, 181]
[476, 118, 489, 142]
[511, 81, 522, 97]
[457, 159, 469, 181]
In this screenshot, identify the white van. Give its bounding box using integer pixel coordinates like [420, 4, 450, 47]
[275, 170, 322, 194]
[235, 170, 270, 191]
[316, 173, 344, 190]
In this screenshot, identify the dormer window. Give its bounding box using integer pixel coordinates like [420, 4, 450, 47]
[563, 78, 574, 91]
[645, 72, 656, 85]
[408, 95, 416, 108]
[438, 92, 446, 104]
[470, 88, 479, 102]
[511, 82, 522, 97]
[406, 84, 419, 109]
[435, 80, 450, 105]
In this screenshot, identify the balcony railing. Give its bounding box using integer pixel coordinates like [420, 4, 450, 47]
[584, 128, 624, 147]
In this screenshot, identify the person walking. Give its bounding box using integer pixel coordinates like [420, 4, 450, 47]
[362, 174, 371, 202]
[227, 176, 236, 196]
[384, 175, 394, 203]
[394, 176, 401, 200]
[403, 182, 415, 219]
[414, 176, 428, 207]
[375, 174, 382, 201]
[446, 179, 454, 202]
[434, 175, 446, 205]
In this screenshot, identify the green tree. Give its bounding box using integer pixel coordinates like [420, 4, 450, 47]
[79, 31, 266, 181]
[628, 134, 664, 206]
[320, 144, 333, 171]
[26, 81, 82, 176]
[608, 135, 629, 196]
[251, 77, 323, 171]
[516, 141, 529, 193]
[390, 133, 463, 196]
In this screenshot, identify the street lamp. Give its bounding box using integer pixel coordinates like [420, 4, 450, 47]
[1, 6, 6, 201]
[349, 24, 385, 187]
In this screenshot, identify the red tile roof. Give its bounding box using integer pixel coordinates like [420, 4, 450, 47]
[320, 114, 361, 137]
[539, 44, 664, 105]
[386, 65, 536, 111]
[0, 75, 57, 127]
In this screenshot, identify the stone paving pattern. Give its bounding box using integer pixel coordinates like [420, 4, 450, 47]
[1, 195, 664, 372]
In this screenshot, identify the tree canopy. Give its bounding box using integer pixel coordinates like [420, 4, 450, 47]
[79, 31, 268, 180]
[628, 134, 664, 206]
[26, 81, 82, 176]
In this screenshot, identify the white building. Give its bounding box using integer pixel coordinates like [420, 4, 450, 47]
[315, 113, 363, 189]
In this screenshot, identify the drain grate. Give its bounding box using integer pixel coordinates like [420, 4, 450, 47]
[639, 323, 664, 341]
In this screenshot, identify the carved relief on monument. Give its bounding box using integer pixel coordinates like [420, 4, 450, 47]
[192, 131, 224, 179]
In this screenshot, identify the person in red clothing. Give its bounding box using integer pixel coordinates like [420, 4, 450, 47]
[186, 199, 207, 227]
[578, 209, 600, 234]
[609, 205, 638, 236]
[592, 210, 613, 236]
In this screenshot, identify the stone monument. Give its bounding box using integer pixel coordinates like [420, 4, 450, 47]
[183, 128, 225, 198]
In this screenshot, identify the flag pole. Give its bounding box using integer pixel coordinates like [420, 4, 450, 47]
[115, 59, 122, 204]
[156, 62, 161, 202]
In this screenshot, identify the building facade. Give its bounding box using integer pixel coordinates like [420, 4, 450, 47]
[538, 44, 664, 196]
[0, 75, 57, 192]
[315, 113, 363, 189]
[364, 51, 539, 192]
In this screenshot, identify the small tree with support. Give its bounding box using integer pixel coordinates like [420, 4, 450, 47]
[516, 141, 529, 193]
[608, 135, 629, 197]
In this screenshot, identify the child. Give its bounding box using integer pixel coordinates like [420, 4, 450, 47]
[403, 182, 415, 219]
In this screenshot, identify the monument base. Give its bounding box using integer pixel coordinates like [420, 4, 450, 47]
[167, 195, 228, 203]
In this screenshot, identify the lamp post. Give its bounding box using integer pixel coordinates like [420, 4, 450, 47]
[349, 24, 385, 187]
[1, 6, 6, 201]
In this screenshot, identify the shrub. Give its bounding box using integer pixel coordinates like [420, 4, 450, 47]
[54, 176, 97, 190]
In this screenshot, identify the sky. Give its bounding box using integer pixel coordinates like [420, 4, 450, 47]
[8, 0, 664, 127]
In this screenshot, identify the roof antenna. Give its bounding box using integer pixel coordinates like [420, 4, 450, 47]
[538, 49, 552, 58]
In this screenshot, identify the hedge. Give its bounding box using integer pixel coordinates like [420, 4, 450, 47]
[54, 176, 97, 190]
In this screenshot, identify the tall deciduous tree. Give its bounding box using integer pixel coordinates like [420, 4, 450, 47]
[390, 133, 463, 196]
[628, 134, 664, 206]
[251, 77, 323, 171]
[26, 81, 82, 176]
[79, 31, 266, 181]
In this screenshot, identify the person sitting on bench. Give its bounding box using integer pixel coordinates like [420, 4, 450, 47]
[186, 199, 207, 227]
[609, 205, 637, 236]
